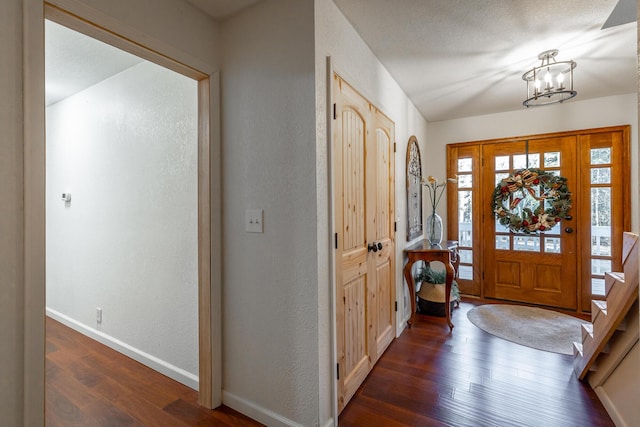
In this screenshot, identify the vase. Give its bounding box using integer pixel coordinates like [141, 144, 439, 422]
[425, 212, 443, 246]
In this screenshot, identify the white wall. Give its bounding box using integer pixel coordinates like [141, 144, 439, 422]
[220, 1, 320, 425]
[315, 0, 430, 423]
[428, 93, 639, 234]
[46, 60, 199, 387]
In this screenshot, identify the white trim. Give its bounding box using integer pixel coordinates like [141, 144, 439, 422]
[222, 390, 307, 427]
[46, 308, 199, 390]
[326, 55, 339, 427]
[320, 418, 335, 427]
[23, 0, 46, 425]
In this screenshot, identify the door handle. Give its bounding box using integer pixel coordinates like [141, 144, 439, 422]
[565, 227, 574, 234]
[368, 243, 377, 252]
[377, 242, 383, 250]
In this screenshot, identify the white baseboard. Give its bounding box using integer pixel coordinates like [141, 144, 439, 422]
[320, 417, 335, 427]
[223, 390, 314, 427]
[46, 308, 199, 390]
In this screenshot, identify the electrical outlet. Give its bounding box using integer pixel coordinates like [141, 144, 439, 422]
[96, 307, 102, 325]
[245, 209, 264, 233]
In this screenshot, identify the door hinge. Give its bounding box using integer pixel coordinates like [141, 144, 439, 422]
[333, 103, 336, 120]
[394, 221, 397, 232]
[336, 363, 340, 380]
[395, 301, 398, 312]
[334, 233, 338, 249]
[393, 142, 397, 153]
[482, 271, 485, 280]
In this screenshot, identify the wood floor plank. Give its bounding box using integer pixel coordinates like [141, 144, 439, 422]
[46, 317, 264, 427]
[339, 300, 614, 427]
[46, 300, 614, 427]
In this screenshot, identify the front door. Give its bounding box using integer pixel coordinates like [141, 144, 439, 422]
[333, 74, 395, 412]
[447, 126, 630, 312]
[483, 137, 578, 309]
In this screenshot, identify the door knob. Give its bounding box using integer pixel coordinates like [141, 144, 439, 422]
[565, 227, 574, 233]
[368, 243, 378, 252]
[377, 242, 383, 250]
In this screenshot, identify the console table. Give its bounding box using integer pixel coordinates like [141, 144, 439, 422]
[403, 240, 459, 330]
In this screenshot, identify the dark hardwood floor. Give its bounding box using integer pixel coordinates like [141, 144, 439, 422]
[45, 317, 264, 426]
[47, 299, 614, 427]
[339, 300, 614, 427]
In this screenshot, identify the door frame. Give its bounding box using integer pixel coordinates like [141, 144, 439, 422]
[446, 126, 631, 313]
[24, 1, 222, 422]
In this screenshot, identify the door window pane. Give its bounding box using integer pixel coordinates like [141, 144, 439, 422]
[459, 265, 473, 280]
[591, 168, 611, 184]
[592, 259, 612, 275]
[495, 173, 509, 185]
[495, 156, 509, 171]
[591, 188, 611, 226]
[459, 249, 473, 264]
[591, 235, 611, 256]
[458, 191, 472, 246]
[544, 237, 561, 253]
[458, 158, 472, 172]
[495, 235, 510, 250]
[457, 174, 472, 188]
[544, 152, 560, 167]
[495, 219, 510, 233]
[592, 278, 605, 296]
[514, 235, 540, 252]
[591, 148, 611, 165]
[459, 228, 472, 247]
[513, 153, 540, 169]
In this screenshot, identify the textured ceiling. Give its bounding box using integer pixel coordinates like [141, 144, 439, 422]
[333, 0, 637, 122]
[46, 1, 637, 122]
[45, 20, 143, 106]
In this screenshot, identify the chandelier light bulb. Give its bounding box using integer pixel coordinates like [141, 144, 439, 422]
[522, 49, 577, 107]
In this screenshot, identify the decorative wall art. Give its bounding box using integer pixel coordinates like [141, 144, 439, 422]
[406, 136, 423, 241]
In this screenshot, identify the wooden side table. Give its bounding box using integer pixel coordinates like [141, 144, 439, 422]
[403, 240, 459, 330]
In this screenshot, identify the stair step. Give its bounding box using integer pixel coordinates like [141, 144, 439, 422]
[581, 323, 593, 342]
[574, 232, 639, 381]
[604, 271, 624, 297]
[616, 317, 626, 332]
[572, 341, 583, 358]
[591, 300, 607, 323]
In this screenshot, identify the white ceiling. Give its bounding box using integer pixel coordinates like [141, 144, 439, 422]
[46, 0, 637, 122]
[332, 0, 637, 122]
[45, 20, 143, 106]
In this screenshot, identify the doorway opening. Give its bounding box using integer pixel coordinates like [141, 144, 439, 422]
[41, 3, 218, 413]
[45, 18, 199, 387]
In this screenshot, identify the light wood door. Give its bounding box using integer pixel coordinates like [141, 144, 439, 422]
[333, 74, 395, 412]
[448, 126, 630, 311]
[482, 137, 578, 309]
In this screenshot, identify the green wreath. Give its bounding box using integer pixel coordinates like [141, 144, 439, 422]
[492, 168, 572, 234]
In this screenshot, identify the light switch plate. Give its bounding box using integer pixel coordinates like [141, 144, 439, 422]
[245, 209, 263, 233]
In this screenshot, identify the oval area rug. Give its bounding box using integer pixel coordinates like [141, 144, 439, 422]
[467, 304, 583, 355]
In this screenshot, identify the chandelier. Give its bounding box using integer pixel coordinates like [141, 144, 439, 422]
[522, 49, 577, 107]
